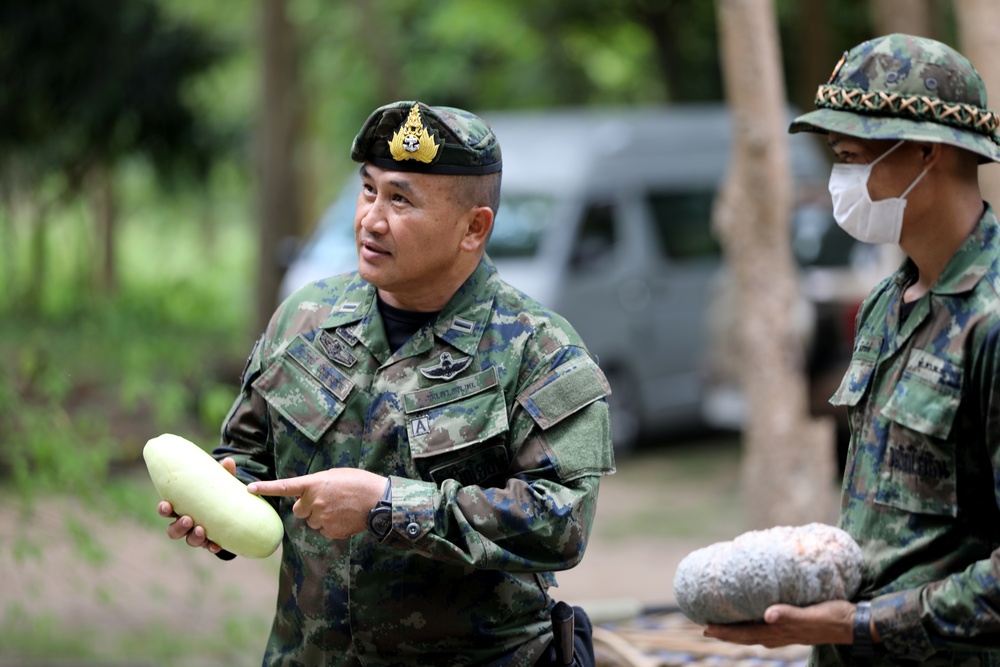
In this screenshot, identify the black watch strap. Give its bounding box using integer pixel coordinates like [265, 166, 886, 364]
[366, 478, 393, 541]
[853, 601, 874, 658]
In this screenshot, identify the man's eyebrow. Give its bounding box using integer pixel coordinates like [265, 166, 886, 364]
[357, 165, 416, 196]
[387, 178, 415, 195]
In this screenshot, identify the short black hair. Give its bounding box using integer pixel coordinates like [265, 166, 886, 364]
[454, 171, 502, 216]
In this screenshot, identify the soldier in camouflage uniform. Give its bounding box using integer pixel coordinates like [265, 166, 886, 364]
[158, 101, 615, 666]
[704, 34, 1000, 666]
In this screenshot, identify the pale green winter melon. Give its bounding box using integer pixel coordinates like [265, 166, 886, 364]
[673, 523, 863, 625]
[143, 433, 283, 559]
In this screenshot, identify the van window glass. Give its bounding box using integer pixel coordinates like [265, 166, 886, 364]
[570, 202, 616, 270]
[487, 194, 555, 259]
[647, 191, 720, 260]
[300, 188, 359, 265]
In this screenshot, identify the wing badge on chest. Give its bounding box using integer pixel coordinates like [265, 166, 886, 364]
[420, 352, 473, 381]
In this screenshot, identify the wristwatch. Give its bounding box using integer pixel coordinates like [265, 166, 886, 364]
[853, 601, 875, 658]
[366, 478, 393, 541]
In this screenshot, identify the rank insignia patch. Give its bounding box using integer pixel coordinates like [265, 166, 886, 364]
[336, 325, 360, 347]
[318, 330, 357, 368]
[420, 352, 473, 381]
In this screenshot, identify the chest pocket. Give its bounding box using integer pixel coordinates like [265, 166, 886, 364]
[252, 335, 355, 442]
[881, 349, 963, 439]
[875, 349, 961, 517]
[830, 335, 882, 408]
[403, 367, 510, 486]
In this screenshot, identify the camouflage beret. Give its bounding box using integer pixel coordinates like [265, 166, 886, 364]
[350, 101, 502, 175]
[790, 33, 1000, 163]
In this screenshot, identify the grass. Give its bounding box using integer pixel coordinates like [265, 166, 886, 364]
[0, 608, 271, 667]
[0, 481, 277, 667]
[0, 162, 268, 665]
[595, 434, 746, 543]
[0, 438, 746, 667]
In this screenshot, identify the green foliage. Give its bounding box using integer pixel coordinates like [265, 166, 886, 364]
[0, 161, 254, 501]
[285, 0, 695, 210]
[0, 0, 233, 181]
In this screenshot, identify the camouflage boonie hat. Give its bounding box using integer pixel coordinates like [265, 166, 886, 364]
[351, 101, 502, 175]
[790, 33, 1000, 163]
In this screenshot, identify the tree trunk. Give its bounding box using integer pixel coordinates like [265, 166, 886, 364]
[0, 166, 17, 306]
[871, 0, 933, 37]
[714, 0, 836, 528]
[356, 0, 402, 104]
[256, 0, 302, 334]
[793, 0, 833, 118]
[24, 199, 48, 312]
[955, 0, 1000, 210]
[87, 163, 117, 295]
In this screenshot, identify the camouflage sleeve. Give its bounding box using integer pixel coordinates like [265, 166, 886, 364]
[385, 345, 615, 572]
[870, 321, 1000, 660]
[212, 334, 277, 487]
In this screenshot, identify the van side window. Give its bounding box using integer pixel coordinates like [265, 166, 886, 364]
[570, 202, 616, 270]
[488, 194, 555, 259]
[647, 191, 720, 260]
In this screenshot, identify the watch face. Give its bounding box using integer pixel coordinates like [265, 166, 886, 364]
[369, 509, 391, 538]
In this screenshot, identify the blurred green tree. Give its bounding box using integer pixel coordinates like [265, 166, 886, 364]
[0, 0, 231, 308]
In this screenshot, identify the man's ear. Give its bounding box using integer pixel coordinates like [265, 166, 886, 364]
[460, 206, 494, 252]
[919, 141, 943, 166]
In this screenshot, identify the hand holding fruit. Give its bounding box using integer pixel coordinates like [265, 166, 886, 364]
[158, 457, 237, 554]
[145, 434, 283, 559]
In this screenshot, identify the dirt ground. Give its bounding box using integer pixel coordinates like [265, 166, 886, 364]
[0, 433, 800, 666]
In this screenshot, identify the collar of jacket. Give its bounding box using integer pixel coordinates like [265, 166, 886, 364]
[318, 255, 501, 362]
[892, 204, 999, 297]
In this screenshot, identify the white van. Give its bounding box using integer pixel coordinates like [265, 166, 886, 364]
[280, 104, 882, 455]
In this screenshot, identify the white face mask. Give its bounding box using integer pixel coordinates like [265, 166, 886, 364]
[828, 140, 929, 245]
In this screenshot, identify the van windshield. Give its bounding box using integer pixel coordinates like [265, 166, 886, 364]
[487, 194, 556, 259]
[301, 188, 358, 264]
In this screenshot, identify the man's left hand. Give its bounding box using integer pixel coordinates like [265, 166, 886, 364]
[703, 600, 858, 648]
[248, 469, 387, 539]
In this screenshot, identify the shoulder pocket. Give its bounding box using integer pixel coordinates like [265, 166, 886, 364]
[252, 335, 354, 442]
[516, 358, 611, 430]
[830, 335, 882, 407]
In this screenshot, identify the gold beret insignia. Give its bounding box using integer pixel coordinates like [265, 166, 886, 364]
[388, 103, 440, 164]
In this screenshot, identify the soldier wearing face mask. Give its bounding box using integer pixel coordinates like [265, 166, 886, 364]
[704, 34, 1000, 667]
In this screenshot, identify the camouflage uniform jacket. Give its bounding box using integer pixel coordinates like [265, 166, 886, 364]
[813, 206, 1000, 666]
[215, 256, 616, 667]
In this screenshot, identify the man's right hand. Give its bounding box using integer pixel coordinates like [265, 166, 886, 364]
[157, 456, 237, 554]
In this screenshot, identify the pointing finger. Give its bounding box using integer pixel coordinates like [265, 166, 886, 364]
[248, 478, 306, 497]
